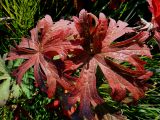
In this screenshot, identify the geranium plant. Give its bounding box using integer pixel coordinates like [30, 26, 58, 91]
[6, 8, 153, 119]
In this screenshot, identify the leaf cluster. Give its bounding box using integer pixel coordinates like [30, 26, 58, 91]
[5, 7, 155, 119]
[1, 0, 160, 120]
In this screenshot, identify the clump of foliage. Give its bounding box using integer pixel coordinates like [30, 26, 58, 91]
[6, 9, 153, 120]
[1, 0, 160, 120]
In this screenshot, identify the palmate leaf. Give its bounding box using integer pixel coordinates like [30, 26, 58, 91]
[6, 15, 77, 98]
[65, 9, 153, 119]
[0, 56, 11, 106]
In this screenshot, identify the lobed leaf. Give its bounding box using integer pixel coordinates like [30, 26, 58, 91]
[65, 9, 152, 119]
[6, 15, 77, 98]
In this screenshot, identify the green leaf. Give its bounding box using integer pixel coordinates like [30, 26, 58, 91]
[0, 56, 11, 106]
[11, 82, 21, 98]
[20, 83, 32, 99]
[0, 79, 11, 106]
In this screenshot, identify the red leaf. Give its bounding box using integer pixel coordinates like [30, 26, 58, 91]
[68, 59, 104, 119]
[103, 18, 134, 46]
[96, 55, 152, 101]
[66, 9, 152, 119]
[147, 0, 160, 27]
[6, 15, 76, 98]
[147, 0, 160, 47]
